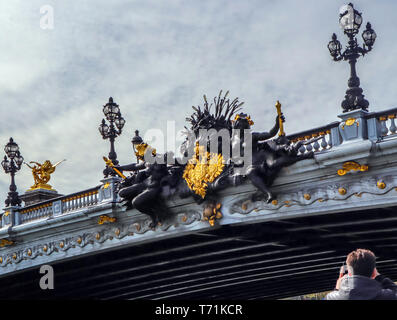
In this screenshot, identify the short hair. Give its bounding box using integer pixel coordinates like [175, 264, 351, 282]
[346, 249, 376, 277]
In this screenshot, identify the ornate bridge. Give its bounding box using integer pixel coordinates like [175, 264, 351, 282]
[1, 105, 397, 299]
[0, 4, 392, 300]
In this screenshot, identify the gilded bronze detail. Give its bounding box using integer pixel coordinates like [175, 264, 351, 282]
[25, 159, 65, 191]
[0, 239, 13, 247]
[183, 143, 225, 199]
[337, 161, 368, 176]
[275, 101, 285, 136]
[134, 143, 156, 161]
[103, 157, 126, 179]
[98, 215, 116, 225]
[233, 114, 254, 126]
[377, 181, 386, 189]
[203, 202, 222, 226]
[341, 118, 359, 130]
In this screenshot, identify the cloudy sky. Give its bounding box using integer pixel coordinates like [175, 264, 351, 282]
[0, 0, 396, 201]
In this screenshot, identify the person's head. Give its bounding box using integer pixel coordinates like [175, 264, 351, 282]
[346, 249, 376, 278]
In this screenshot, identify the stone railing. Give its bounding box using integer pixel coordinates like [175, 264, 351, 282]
[1, 177, 120, 228]
[286, 122, 340, 155]
[18, 186, 101, 224]
[366, 107, 397, 139]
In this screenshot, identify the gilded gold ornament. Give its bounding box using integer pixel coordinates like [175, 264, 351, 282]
[102, 157, 126, 179]
[275, 100, 285, 136]
[341, 118, 358, 130]
[233, 114, 254, 126]
[182, 143, 225, 198]
[25, 159, 65, 191]
[0, 239, 13, 247]
[134, 143, 156, 161]
[202, 202, 222, 226]
[338, 187, 347, 195]
[377, 181, 386, 189]
[98, 215, 116, 225]
[337, 161, 368, 176]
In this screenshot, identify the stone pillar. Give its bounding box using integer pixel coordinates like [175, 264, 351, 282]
[98, 176, 121, 203]
[19, 189, 62, 207]
[337, 109, 369, 142]
[1, 206, 21, 227]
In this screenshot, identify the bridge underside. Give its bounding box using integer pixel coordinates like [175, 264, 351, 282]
[1, 205, 397, 300]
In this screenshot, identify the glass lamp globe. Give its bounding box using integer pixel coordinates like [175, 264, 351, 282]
[339, 3, 362, 35]
[115, 113, 125, 130]
[103, 97, 120, 122]
[15, 152, 24, 167]
[1, 156, 9, 172]
[362, 22, 376, 47]
[131, 130, 143, 152]
[98, 119, 109, 137]
[4, 137, 19, 159]
[328, 34, 342, 57]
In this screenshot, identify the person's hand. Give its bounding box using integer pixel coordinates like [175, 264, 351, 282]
[335, 275, 345, 290]
[336, 265, 347, 290]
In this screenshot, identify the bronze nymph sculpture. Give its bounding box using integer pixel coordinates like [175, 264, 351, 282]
[113, 91, 317, 226]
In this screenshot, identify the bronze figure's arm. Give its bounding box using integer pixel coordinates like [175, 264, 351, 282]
[253, 114, 283, 141]
[118, 162, 146, 172]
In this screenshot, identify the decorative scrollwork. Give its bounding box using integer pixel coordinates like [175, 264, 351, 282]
[337, 161, 368, 176]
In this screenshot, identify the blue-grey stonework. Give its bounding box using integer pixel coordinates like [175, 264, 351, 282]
[0, 109, 397, 297]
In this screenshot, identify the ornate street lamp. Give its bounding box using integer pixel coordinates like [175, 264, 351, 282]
[328, 3, 376, 113]
[99, 97, 125, 177]
[131, 130, 143, 163]
[2, 138, 23, 207]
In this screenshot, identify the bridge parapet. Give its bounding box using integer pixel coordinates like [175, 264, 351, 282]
[1, 107, 397, 275]
[0, 177, 119, 229]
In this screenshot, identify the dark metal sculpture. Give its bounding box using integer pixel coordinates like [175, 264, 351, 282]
[2, 138, 24, 207]
[328, 3, 376, 113]
[116, 152, 184, 228]
[116, 91, 314, 224]
[99, 97, 125, 177]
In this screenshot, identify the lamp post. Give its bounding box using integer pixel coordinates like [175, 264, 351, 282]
[131, 130, 143, 163]
[99, 97, 125, 177]
[327, 3, 376, 113]
[2, 138, 24, 207]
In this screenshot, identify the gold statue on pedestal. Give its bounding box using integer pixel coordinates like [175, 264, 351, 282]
[24, 159, 66, 191]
